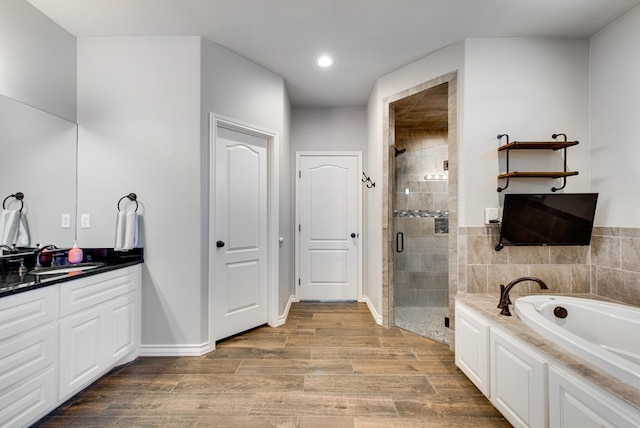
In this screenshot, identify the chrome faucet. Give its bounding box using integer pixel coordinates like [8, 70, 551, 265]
[498, 277, 549, 316]
[0, 244, 14, 255]
[34, 244, 58, 269]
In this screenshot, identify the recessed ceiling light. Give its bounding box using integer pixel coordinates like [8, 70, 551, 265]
[316, 55, 333, 67]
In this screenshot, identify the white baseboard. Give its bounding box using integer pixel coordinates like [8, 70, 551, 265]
[360, 295, 383, 325]
[273, 294, 299, 327]
[139, 342, 213, 357]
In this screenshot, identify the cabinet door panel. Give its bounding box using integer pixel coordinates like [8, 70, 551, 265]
[455, 301, 490, 396]
[490, 327, 547, 428]
[549, 365, 640, 428]
[59, 307, 106, 400]
[107, 292, 138, 366]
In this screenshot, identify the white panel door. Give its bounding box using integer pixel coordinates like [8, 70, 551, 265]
[213, 125, 268, 341]
[298, 154, 359, 300]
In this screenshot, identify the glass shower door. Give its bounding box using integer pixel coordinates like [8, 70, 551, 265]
[393, 134, 449, 343]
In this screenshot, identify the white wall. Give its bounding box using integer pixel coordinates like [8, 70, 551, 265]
[366, 42, 464, 318]
[590, 5, 640, 227]
[200, 39, 292, 318]
[291, 106, 367, 152]
[463, 38, 591, 225]
[77, 36, 204, 349]
[366, 38, 591, 319]
[291, 106, 367, 305]
[77, 36, 291, 352]
[0, 0, 75, 121]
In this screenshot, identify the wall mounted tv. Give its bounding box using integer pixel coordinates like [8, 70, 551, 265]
[495, 193, 598, 251]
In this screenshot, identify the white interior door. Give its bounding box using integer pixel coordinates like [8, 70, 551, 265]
[297, 154, 360, 301]
[213, 125, 268, 341]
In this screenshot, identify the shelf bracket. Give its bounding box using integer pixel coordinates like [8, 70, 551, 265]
[551, 133, 568, 192]
[497, 134, 509, 192]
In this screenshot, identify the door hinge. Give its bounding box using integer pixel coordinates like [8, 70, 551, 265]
[299, 170, 301, 178]
[298, 224, 301, 232]
[298, 278, 301, 286]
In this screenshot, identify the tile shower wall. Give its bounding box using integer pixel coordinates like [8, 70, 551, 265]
[394, 129, 449, 308]
[457, 226, 640, 306]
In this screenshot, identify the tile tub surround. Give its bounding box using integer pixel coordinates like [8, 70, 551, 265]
[591, 227, 640, 306]
[457, 226, 640, 307]
[458, 226, 591, 298]
[456, 293, 640, 411]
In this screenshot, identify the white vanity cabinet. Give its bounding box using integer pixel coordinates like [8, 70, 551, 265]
[548, 365, 640, 428]
[0, 264, 140, 427]
[490, 326, 548, 428]
[0, 287, 58, 428]
[59, 267, 140, 401]
[455, 300, 490, 395]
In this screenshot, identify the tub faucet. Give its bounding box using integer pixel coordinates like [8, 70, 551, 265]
[499, 277, 548, 316]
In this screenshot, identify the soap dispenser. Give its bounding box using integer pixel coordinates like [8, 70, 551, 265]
[68, 241, 83, 264]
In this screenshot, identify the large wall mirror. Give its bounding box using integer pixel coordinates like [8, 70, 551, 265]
[1, 94, 77, 247]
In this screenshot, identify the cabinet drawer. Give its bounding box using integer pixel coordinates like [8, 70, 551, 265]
[60, 267, 138, 316]
[0, 325, 56, 394]
[0, 287, 57, 341]
[0, 367, 56, 428]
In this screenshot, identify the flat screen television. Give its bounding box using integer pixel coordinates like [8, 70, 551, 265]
[495, 193, 598, 251]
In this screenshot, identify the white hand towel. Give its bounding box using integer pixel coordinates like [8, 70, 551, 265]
[115, 210, 126, 250]
[123, 211, 138, 250]
[115, 211, 138, 251]
[0, 209, 20, 246]
[15, 212, 30, 247]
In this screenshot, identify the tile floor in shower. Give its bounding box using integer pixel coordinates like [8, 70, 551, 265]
[394, 306, 450, 344]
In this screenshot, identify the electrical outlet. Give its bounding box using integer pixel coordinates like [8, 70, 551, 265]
[485, 207, 499, 225]
[81, 214, 91, 229]
[61, 213, 71, 229]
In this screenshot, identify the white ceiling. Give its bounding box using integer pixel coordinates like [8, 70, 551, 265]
[26, 0, 640, 107]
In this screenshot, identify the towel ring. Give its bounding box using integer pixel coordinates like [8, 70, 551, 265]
[2, 192, 24, 212]
[117, 193, 138, 212]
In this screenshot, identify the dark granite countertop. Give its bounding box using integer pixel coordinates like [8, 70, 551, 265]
[0, 247, 143, 298]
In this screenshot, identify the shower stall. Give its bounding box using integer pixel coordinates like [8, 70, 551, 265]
[393, 131, 450, 342]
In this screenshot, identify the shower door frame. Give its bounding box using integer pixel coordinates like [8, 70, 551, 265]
[382, 71, 459, 347]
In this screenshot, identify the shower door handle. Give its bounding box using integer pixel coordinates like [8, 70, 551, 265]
[396, 232, 404, 253]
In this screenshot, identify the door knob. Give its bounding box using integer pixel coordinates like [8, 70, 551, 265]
[216, 241, 225, 248]
[351, 233, 357, 238]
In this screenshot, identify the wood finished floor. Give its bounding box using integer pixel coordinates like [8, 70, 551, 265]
[36, 302, 510, 427]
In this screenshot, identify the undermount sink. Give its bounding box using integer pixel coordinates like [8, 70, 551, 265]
[28, 262, 105, 276]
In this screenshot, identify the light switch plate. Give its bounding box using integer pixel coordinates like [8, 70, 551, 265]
[81, 214, 91, 229]
[61, 213, 71, 229]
